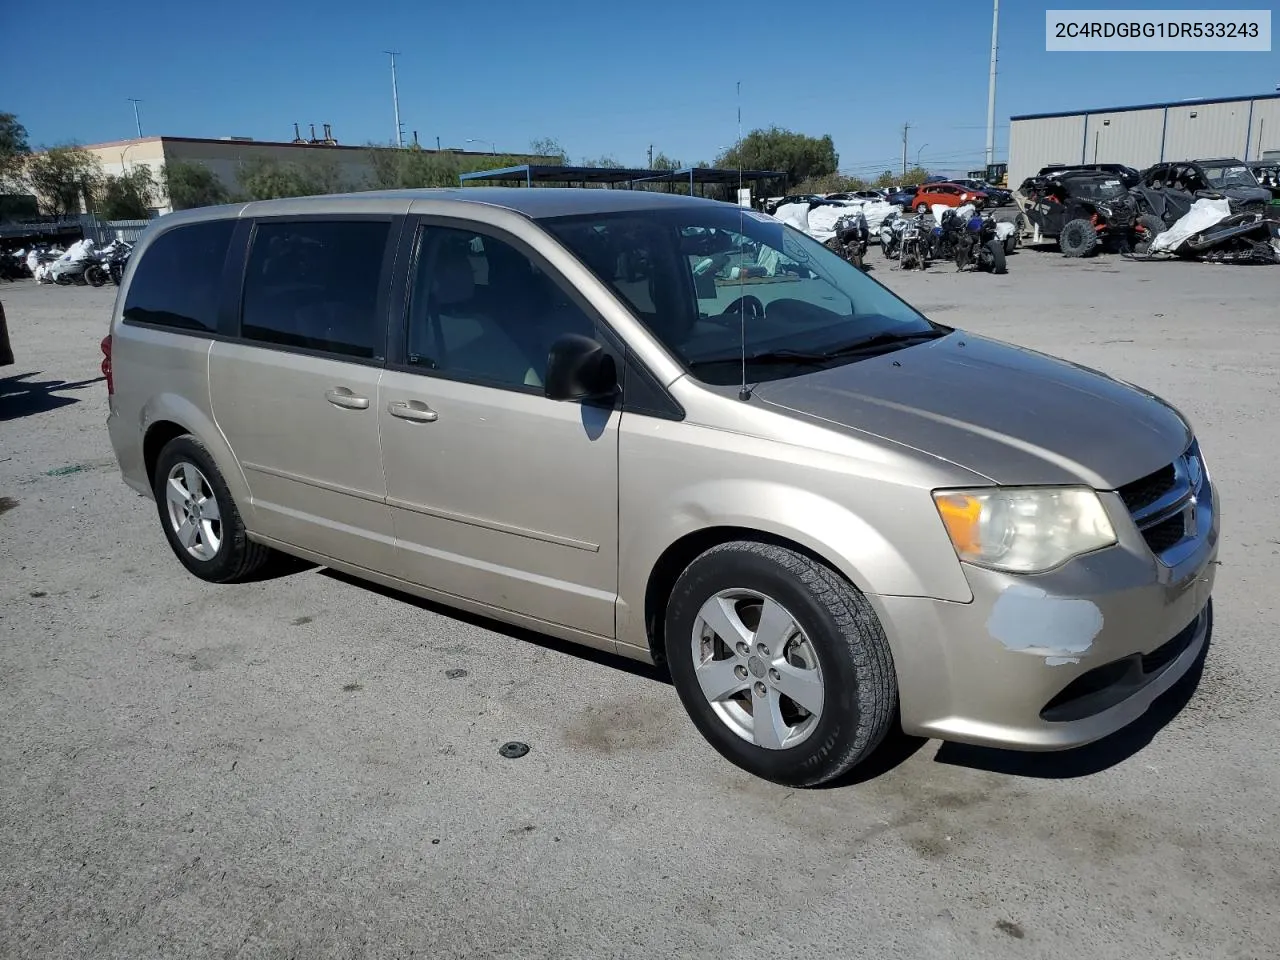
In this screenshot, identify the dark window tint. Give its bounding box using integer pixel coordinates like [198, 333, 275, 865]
[241, 220, 390, 359]
[404, 227, 596, 389]
[122, 220, 234, 332]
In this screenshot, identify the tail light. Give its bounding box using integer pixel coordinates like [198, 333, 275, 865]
[100, 334, 113, 395]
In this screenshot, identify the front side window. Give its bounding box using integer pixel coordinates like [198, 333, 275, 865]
[404, 226, 597, 389]
[542, 206, 939, 386]
[240, 220, 390, 359]
[123, 219, 235, 332]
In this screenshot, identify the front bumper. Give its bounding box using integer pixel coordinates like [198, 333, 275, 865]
[875, 473, 1219, 751]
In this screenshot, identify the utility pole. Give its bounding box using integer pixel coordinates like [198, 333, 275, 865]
[648, 144, 653, 167]
[985, 0, 1000, 169]
[385, 50, 404, 148]
[901, 122, 911, 177]
[127, 99, 143, 138]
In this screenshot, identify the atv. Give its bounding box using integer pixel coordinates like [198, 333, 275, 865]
[1016, 170, 1162, 257]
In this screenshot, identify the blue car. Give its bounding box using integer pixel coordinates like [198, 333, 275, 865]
[885, 185, 918, 207]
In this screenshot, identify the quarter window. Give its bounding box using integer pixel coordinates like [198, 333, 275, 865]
[404, 227, 597, 389]
[122, 220, 234, 332]
[240, 220, 390, 359]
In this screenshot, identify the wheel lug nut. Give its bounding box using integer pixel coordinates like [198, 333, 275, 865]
[756, 643, 770, 657]
[753, 682, 766, 697]
[768, 668, 781, 683]
[734, 664, 748, 680]
[735, 642, 749, 657]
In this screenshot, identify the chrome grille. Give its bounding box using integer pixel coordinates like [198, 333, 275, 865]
[1120, 440, 1206, 561]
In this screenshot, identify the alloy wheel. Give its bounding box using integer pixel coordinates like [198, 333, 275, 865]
[164, 461, 222, 561]
[690, 589, 825, 750]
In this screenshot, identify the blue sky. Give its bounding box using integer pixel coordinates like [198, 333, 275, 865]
[3, 0, 1276, 176]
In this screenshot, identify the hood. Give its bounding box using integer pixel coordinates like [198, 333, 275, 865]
[1221, 185, 1272, 204]
[752, 333, 1191, 489]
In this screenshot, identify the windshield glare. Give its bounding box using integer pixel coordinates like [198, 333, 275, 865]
[540, 206, 938, 384]
[1202, 164, 1259, 188]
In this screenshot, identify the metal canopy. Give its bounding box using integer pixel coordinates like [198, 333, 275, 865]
[459, 163, 786, 190]
[459, 164, 660, 186]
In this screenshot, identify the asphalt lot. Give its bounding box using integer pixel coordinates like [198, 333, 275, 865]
[2, 247, 1278, 959]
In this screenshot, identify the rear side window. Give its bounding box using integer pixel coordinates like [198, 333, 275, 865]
[240, 220, 390, 360]
[122, 220, 234, 332]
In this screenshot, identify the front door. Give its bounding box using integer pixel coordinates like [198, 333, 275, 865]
[378, 221, 620, 640]
[209, 216, 399, 572]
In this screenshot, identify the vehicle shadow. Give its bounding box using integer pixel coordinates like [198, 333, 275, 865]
[932, 639, 1210, 779]
[320, 568, 673, 686]
[0, 372, 105, 422]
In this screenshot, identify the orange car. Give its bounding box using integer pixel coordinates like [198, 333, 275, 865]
[912, 181, 987, 212]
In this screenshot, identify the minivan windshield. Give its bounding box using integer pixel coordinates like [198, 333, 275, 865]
[1200, 163, 1260, 189]
[541, 205, 941, 385]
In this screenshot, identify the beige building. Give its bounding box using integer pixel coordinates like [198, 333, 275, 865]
[82, 134, 514, 214]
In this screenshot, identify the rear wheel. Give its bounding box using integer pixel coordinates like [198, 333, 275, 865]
[984, 238, 1007, 274]
[1132, 213, 1166, 255]
[1059, 218, 1099, 257]
[664, 541, 897, 787]
[152, 435, 274, 583]
[85, 264, 107, 287]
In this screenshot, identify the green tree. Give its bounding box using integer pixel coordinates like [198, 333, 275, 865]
[237, 156, 347, 200]
[900, 165, 931, 186]
[0, 112, 31, 187]
[651, 152, 681, 171]
[528, 138, 568, 164]
[164, 160, 230, 210]
[24, 145, 102, 215]
[99, 165, 157, 219]
[716, 127, 838, 189]
[581, 155, 624, 168]
[872, 170, 896, 189]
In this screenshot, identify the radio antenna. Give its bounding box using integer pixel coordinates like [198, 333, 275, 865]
[737, 80, 750, 402]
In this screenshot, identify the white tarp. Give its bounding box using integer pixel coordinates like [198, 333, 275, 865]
[773, 202, 810, 234]
[804, 203, 851, 244]
[994, 221, 1016, 241]
[1149, 197, 1232, 254]
[57, 239, 94, 263]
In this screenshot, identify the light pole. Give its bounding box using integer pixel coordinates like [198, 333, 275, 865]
[384, 51, 404, 148]
[916, 143, 929, 167]
[985, 0, 1000, 169]
[127, 98, 143, 138]
[466, 138, 497, 155]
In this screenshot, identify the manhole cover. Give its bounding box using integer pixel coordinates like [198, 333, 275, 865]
[498, 741, 530, 759]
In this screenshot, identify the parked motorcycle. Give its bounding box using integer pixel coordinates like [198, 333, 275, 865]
[897, 213, 930, 271]
[824, 211, 869, 269]
[31, 246, 66, 284]
[931, 209, 1008, 273]
[100, 239, 134, 285]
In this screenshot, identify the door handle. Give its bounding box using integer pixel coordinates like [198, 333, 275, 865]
[325, 388, 370, 410]
[387, 400, 439, 423]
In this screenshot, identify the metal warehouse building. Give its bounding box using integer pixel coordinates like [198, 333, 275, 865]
[1008, 93, 1280, 188]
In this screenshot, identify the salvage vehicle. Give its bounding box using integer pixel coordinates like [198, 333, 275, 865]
[1017, 169, 1161, 257]
[105, 188, 1218, 787]
[1247, 163, 1280, 200]
[823, 210, 870, 269]
[1138, 160, 1273, 219]
[913, 182, 987, 212]
[1145, 198, 1280, 264]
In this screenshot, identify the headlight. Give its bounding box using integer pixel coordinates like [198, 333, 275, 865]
[932, 487, 1116, 573]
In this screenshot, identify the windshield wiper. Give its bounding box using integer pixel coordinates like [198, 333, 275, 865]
[690, 329, 946, 371]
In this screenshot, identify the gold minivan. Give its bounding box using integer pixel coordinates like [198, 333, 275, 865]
[104, 188, 1218, 785]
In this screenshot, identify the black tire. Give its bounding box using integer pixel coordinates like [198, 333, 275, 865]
[1004, 230, 1019, 255]
[984, 238, 1007, 274]
[915, 202, 928, 214]
[1132, 213, 1165, 255]
[1059, 218, 1099, 257]
[152, 434, 273, 583]
[664, 541, 897, 787]
[85, 264, 107, 287]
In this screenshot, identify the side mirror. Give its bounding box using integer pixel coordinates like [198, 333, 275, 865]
[544, 334, 617, 402]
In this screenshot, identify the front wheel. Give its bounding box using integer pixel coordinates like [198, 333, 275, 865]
[664, 541, 897, 787]
[1132, 213, 1166, 255]
[1059, 218, 1099, 257]
[85, 264, 107, 287]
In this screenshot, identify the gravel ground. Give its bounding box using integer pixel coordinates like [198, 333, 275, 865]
[2, 249, 1278, 960]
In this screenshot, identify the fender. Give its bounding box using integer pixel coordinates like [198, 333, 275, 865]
[616, 477, 974, 654]
[137, 391, 258, 530]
